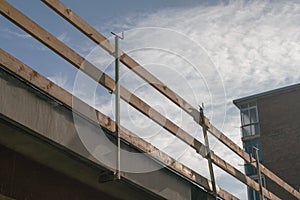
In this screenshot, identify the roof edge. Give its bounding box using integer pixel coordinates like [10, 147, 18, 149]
[233, 83, 300, 107]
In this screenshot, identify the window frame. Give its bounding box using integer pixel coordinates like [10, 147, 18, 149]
[253, 177, 266, 200]
[240, 102, 260, 137]
[248, 175, 266, 200]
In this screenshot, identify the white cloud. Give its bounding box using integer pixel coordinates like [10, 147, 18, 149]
[57, 32, 70, 43]
[3, 28, 32, 39]
[47, 72, 73, 93]
[91, 0, 300, 199]
[49, 1, 300, 198]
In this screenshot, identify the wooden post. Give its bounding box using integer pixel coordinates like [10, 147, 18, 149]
[253, 146, 264, 200]
[40, 1, 300, 198]
[0, 49, 239, 200]
[200, 105, 217, 199]
[39, 2, 300, 199]
[0, 2, 283, 199]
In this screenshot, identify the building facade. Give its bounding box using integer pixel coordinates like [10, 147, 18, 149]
[233, 84, 300, 200]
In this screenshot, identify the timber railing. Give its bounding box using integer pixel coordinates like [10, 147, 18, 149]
[1, 1, 299, 199]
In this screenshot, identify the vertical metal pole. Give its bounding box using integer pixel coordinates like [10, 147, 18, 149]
[112, 33, 121, 180]
[200, 105, 217, 199]
[253, 146, 264, 200]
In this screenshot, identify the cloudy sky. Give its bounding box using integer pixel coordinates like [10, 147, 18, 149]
[1, 0, 300, 199]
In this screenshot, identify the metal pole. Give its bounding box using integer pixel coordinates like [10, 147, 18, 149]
[253, 146, 264, 200]
[112, 32, 123, 180]
[199, 105, 217, 199]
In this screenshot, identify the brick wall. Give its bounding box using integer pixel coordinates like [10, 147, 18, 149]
[258, 89, 300, 200]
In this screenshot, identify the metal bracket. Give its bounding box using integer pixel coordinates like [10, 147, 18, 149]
[199, 104, 205, 125]
[111, 31, 124, 40]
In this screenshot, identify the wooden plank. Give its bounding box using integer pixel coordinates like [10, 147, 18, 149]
[260, 166, 300, 200]
[0, 4, 257, 197]
[0, 48, 239, 200]
[39, 1, 300, 199]
[41, 0, 197, 116]
[0, 0, 202, 153]
[0, 2, 286, 199]
[0, 193, 15, 200]
[210, 152, 279, 200]
[207, 121, 300, 199]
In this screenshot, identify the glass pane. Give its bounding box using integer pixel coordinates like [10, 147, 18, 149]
[254, 191, 260, 200]
[249, 102, 257, 107]
[258, 143, 263, 160]
[242, 126, 251, 136]
[247, 189, 253, 200]
[250, 108, 258, 123]
[252, 124, 261, 135]
[250, 124, 256, 135]
[243, 124, 260, 135]
[255, 124, 260, 134]
[245, 164, 257, 175]
[242, 110, 250, 125]
[245, 144, 252, 154]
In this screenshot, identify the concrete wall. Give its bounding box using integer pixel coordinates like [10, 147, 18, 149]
[258, 88, 300, 200]
[0, 144, 120, 200]
[0, 66, 213, 199]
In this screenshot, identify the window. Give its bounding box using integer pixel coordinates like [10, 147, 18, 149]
[244, 138, 263, 160]
[244, 139, 263, 176]
[243, 138, 263, 175]
[240, 102, 260, 137]
[253, 176, 266, 200]
[248, 176, 266, 200]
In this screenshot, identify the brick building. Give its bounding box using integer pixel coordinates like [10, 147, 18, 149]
[233, 84, 300, 200]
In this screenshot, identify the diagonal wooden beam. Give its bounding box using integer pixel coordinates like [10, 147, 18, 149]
[40, 0, 196, 116]
[39, 1, 300, 199]
[0, 0, 202, 154]
[0, 48, 239, 200]
[0, 193, 15, 200]
[0, 2, 284, 199]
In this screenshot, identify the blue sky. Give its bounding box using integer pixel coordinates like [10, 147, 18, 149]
[1, 0, 300, 199]
[0, 0, 225, 88]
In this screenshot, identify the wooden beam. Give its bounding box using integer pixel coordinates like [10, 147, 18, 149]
[0, 48, 239, 200]
[0, 193, 15, 200]
[0, 2, 285, 199]
[39, 1, 300, 199]
[41, 0, 196, 115]
[0, 3, 257, 197]
[207, 121, 300, 199]
[0, 0, 203, 153]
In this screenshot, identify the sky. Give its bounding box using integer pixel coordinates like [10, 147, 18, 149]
[1, 0, 300, 199]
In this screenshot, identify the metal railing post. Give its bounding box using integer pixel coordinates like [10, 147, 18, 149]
[112, 32, 124, 180]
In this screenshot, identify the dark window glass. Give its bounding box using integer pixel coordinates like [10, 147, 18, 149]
[243, 138, 263, 161]
[240, 102, 260, 136]
[248, 176, 266, 200]
[250, 108, 258, 123]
